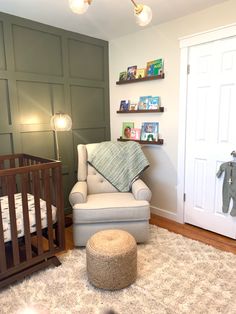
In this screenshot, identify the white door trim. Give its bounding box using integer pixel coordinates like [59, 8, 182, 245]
[177, 23, 236, 224]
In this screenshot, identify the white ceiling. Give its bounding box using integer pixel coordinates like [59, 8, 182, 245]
[0, 0, 228, 40]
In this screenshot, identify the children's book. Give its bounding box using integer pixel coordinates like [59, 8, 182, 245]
[119, 100, 130, 111]
[127, 65, 137, 80]
[138, 96, 152, 110]
[119, 71, 127, 81]
[129, 103, 138, 111]
[146, 59, 164, 76]
[130, 128, 141, 140]
[122, 122, 134, 139]
[147, 96, 160, 110]
[135, 68, 146, 79]
[140, 122, 159, 142]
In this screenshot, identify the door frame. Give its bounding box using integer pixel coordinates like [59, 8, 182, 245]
[177, 23, 236, 224]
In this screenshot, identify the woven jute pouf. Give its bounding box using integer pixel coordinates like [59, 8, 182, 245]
[86, 229, 137, 290]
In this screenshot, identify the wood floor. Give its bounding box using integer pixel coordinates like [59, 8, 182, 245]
[64, 214, 236, 254]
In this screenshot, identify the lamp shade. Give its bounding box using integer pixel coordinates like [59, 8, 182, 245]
[135, 5, 152, 26]
[51, 113, 72, 132]
[69, 0, 90, 14]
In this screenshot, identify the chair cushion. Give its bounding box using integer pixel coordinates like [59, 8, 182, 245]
[73, 192, 150, 224]
[87, 164, 118, 194]
[77, 143, 118, 194]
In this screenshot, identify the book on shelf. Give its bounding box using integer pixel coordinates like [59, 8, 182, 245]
[129, 103, 138, 111]
[119, 71, 127, 81]
[146, 59, 164, 77]
[135, 68, 146, 79]
[147, 96, 160, 110]
[138, 96, 152, 110]
[130, 128, 141, 140]
[140, 122, 159, 142]
[122, 122, 134, 139]
[127, 65, 137, 80]
[119, 100, 130, 111]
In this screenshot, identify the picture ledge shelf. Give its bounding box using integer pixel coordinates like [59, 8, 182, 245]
[117, 138, 164, 145]
[116, 74, 165, 85]
[117, 107, 164, 113]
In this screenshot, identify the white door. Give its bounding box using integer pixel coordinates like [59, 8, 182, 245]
[184, 36, 236, 238]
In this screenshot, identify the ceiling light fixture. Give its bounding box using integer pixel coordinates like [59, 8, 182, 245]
[130, 0, 152, 26]
[68, 0, 152, 27]
[69, 0, 92, 14]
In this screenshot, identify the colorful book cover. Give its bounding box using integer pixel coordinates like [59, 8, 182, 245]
[147, 96, 160, 110]
[119, 71, 127, 81]
[135, 68, 146, 79]
[122, 122, 134, 139]
[130, 128, 141, 140]
[119, 100, 130, 111]
[138, 96, 152, 110]
[146, 59, 164, 76]
[140, 122, 159, 142]
[127, 65, 137, 80]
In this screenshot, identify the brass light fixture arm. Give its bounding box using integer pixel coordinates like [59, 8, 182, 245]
[130, 0, 143, 14]
[130, 0, 138, 7]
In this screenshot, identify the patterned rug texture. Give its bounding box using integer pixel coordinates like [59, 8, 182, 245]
[1, 225, 236, 314]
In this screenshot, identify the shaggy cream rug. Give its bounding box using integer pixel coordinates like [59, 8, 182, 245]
[1, 225, 236, 314]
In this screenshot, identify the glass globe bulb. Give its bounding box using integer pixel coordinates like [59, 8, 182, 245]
[135, 5, 152, 26]
[51, 113, 72, 132]
[69, 0, 89, 14]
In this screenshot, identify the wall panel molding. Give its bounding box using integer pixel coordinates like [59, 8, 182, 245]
[0, 12, 110, 211]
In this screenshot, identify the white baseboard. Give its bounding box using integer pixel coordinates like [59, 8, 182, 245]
[150, 205, 183, 223]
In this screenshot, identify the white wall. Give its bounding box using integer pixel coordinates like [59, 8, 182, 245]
[109, 0, 236, 221]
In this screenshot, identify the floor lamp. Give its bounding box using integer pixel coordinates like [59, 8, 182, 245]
[50, 112, 72, 160]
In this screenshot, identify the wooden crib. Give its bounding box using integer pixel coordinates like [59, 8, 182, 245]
[0, 154, 65, 289]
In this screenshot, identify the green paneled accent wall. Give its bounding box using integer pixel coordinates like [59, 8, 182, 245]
[0, 12, 110, 212]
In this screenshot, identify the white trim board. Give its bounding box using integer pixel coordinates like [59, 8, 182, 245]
[179, 23, 236, 48]
[151, 206, 181, 223]
[177, 23, 236, 224]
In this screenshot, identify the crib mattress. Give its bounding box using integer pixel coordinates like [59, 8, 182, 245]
[1, 193, 57, 243]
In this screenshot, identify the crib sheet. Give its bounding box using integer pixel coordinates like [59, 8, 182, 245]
[1, 193, 57, 243]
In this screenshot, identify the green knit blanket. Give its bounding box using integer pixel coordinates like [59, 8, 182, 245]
[88, 141, 149, 192]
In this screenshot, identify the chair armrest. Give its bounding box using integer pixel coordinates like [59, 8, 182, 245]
[69, 181, 88, 206]
[131, 179, 152, 202]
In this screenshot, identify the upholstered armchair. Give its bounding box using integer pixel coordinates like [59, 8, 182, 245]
[69, 142, 152, 246]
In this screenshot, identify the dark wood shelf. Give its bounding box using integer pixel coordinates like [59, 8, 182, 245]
[117, 138, 164, 145]
[116, 74, 165, 85]
[117, 107, 164, 114]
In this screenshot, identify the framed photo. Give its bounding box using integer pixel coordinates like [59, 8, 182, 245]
[127, 65, 137, 80]
[130, 128, 141, 140]
[122, 122, 134, 139]
[140, 122, 159, 142]
[119, 100, 130, 111]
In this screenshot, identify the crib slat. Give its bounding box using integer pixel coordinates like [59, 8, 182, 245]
[21, 173, 32, 261]
[9, 159, 17, 194]
[0, 199, 7, 272]
[0, 160, 7, 196]
[7, 175, 20, 266]
[25, 158, 32, 194]
[43, 169, 54, 251]
[32, 171, 43, 255]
